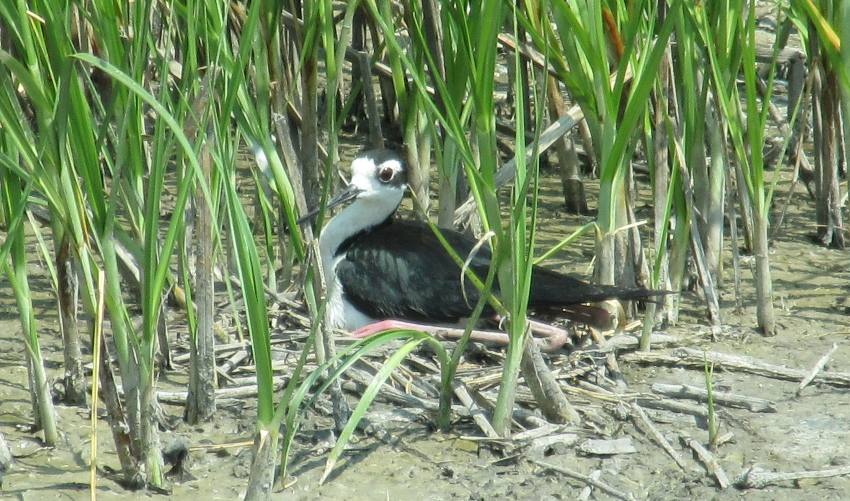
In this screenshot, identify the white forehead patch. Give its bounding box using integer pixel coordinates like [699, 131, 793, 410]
[349, 156, 403, 193]
[351, 156, 376, 180]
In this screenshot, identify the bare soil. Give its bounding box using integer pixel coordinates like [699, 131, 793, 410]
[0, 167, 848, 501]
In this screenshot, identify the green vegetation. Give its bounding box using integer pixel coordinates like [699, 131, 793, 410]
[0, 1, 846, 497]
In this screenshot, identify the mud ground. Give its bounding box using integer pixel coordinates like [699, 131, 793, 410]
[0, 167, 848, 501]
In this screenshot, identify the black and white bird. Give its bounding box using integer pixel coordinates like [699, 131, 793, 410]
[313, 149, 664, 338]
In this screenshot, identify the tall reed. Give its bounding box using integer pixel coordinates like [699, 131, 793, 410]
[693, 1, 783, 335]
[0, 167, 58, 445]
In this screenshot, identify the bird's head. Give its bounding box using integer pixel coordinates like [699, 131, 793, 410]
[300, 149, 407, 224]
[347, 149, 408, 202]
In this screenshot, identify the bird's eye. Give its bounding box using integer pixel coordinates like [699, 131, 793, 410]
[378, 166, 394, 183]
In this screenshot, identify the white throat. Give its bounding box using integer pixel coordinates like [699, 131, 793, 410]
[319, 191, 403, 266]
[319, 191, 403, 331]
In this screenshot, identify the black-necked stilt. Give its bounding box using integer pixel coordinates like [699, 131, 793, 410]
[312, 149, 665, 347]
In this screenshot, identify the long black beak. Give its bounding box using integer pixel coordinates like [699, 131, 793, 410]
[296, 184, 363, 225]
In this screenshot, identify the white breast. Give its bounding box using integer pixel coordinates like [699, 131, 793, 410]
[319, 193, 403, 332]
[325, 255, 374, 331]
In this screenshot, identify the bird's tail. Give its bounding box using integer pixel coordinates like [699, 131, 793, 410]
[530, 267, 672, 308]
[527, 268, 672, 329]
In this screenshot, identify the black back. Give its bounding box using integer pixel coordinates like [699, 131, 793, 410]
[335, 220, 663, 324]
[336, 220, 489, 322]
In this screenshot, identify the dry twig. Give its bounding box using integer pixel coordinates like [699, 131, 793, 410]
[452, 381, 499, 439]
[680, 434, 730, 489]
[530, 459, 634, 501]
[577, 438, 637, 456]
[621, 347, 850, 388]
[578, 470, 602, 501]
[651, 383, 776, 412]
[797, 343, 838, 395]
[735, 464, 850, 489]
[638, 397, 709, 419]
[630, 402, 689, 471]
[156, 377, 287, 404]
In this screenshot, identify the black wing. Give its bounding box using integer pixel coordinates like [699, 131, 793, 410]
[335, 221, 492, 323]
[337, 219, 669, 325]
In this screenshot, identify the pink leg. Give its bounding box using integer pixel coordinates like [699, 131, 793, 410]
[350, 319, 570, 352]
[490, 316, 572, 352]
[351, 319, 509, 343]
[528, 319, 572, 351]
[350, 319, 440, 338]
